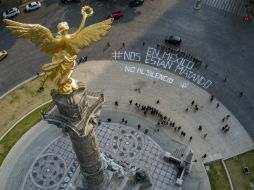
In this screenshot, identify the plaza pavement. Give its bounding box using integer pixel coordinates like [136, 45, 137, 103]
[74, 60, 254, 188]
[1, 60, 253, 190]
[74, 60, 254, 159]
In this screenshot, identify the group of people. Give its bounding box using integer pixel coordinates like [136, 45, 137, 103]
[209, 95, 232, 133]
[185, 100, 200, 112]
[221, 124, 230, 133]
[132, 101, 192, 140]
[156, 44, 202, 66]
[111, 96, 234, 160]
[221, 115, 231, 133]
[134, 102, 162, 117]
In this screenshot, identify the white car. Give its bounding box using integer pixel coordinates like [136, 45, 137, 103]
[25, 1, 41, 12]
[2, 8, 20, 19]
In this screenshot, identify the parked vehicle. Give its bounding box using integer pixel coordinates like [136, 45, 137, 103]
[2, 8, 20, 19]
[129, 0, 144, 7]
[25, 1, 41, 12]
[0, 50, 8, 61]
[61, 0, 80, 3]
[165, 35, 182, 46]
[106, 11, 123, 20]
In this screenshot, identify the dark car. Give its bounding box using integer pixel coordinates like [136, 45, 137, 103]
[61, 0, 80, 3]
[129, 0, 144, 7]
[165, 35, 182, 46]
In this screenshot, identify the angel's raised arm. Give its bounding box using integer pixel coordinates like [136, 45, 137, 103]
[71, 6, 94, 37]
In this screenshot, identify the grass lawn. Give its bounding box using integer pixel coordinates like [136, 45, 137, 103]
[225, 150, 254, 190]
[0, 76, 53, 137]
[0, 101, 54, 165]
[205, 160, 231, 190]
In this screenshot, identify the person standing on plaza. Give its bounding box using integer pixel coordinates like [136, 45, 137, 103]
[210, 95, 214, 102]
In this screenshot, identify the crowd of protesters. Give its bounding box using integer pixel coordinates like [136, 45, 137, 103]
[104, 91, 236, 160]
[156, 44, 202, 67]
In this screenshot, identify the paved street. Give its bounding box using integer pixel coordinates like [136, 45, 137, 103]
[0, 0, 254, 141]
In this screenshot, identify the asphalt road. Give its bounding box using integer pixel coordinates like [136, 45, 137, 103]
[0, 0, 254, 141]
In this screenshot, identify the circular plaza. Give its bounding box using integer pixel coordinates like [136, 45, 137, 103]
[0, 60, 253, 190]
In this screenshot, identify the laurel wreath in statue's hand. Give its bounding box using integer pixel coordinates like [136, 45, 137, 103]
[81, 6, 94, 18]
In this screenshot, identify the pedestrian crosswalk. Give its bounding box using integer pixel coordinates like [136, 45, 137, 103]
[204, 0, 248, 17]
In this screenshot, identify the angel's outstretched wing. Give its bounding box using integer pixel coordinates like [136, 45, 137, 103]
[70, 18, 113, 50]
[4, 19, 59, 55]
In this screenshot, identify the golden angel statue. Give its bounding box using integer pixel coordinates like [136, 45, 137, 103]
[4, 6, 113, 94]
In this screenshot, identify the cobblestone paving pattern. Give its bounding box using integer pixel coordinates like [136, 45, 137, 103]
[96, 123, 181, 190]
[22, 123, 181, 190]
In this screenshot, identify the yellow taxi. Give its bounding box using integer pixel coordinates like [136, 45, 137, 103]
[0, 50, 8, 61]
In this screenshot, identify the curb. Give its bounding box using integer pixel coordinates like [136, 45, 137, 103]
[0, 99, 52, 141]
[223, 148, 254, 160]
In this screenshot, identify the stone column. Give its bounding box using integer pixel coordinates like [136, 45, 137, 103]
[68, 121, 106, 189]
[50, 87, 107, 190]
